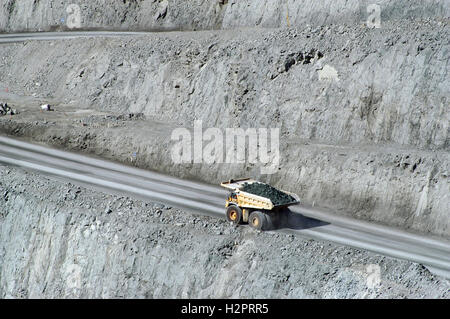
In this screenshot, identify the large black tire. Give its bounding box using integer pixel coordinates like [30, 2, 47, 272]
[226, 205, 243, 224]
[263, 211, 275, 230]
[248, 211, 267, 231]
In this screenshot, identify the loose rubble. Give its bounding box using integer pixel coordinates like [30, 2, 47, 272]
[0, 103, 17, 116]
[242, 182, 296, 206]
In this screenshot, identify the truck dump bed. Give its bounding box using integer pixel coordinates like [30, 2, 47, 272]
[221, 178, 300, 210]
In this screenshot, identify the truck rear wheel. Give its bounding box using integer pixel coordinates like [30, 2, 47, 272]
[249, 211, 266, 231]
[226, 205, 243, 224]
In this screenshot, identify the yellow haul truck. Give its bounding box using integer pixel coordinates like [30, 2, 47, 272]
[220, 178, 300, 230]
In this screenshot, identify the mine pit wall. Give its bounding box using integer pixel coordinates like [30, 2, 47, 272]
[0, 0, 449, 237]
[0, 0, 449, 33]
[0, 15, 449, 236]
[0, 0, 449, 300]
[1, 166, 449, 298]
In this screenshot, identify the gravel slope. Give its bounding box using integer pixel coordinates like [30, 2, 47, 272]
[1, 164, 449, 298]
[0, 19, 449, 237]
[1, 0, 448, 32]
[0, 0, 449, 298]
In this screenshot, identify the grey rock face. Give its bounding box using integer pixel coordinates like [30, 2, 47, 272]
[1, 166, 449, 298]
[1, 0, 448, 32]
[0, 17, 448, 237]
[0, 0, 449, 299]
[2, 21, 447, 149]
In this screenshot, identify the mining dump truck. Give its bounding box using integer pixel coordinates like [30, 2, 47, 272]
[221, 178, 300, 230]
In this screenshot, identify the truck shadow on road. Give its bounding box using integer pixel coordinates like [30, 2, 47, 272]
[266, 208, 329, 231]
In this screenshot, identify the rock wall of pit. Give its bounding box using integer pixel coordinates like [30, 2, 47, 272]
[0, 1, 448, 236]
[1, 166, 449, 298]
[1, 0, 449, 32]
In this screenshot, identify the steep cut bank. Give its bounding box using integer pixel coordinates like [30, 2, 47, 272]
[2, 21, 448, 149]
[0, 99, 448, 238]
[1, 0, 449, 32]
[0, 18, 448, 237]
[1, 164, 449, 298]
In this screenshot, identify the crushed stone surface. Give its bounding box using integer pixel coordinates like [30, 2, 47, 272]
[242, 182, 296, 206]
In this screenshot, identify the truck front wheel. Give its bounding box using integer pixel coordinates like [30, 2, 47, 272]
[226, 205, 243, 224]
[249, 211, 266, 231]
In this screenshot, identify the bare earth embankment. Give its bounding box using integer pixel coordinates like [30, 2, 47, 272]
[0, 0, 449, 298]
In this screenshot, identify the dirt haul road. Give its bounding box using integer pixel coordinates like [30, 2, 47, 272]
[1, 136, 449, 280]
